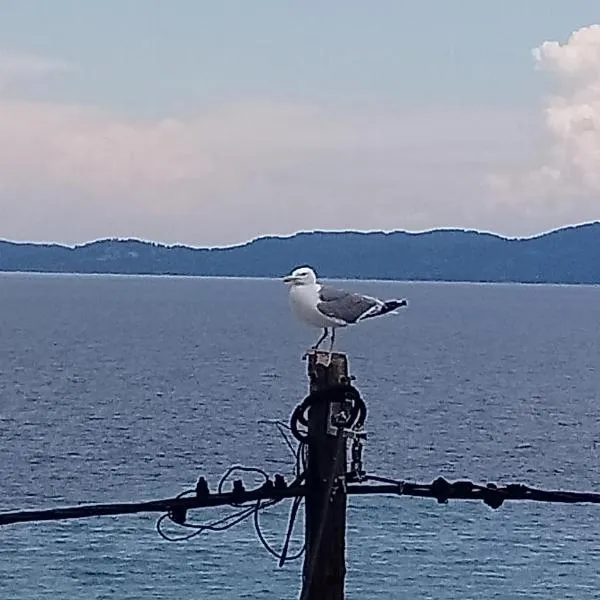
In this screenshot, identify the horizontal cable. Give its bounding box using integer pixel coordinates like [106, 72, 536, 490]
[2, 475, 600, 527]
[355, 476, 600, 509]
[0, 484, 305, 526]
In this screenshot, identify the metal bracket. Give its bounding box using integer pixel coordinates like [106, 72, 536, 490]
[330, 475, 347, 501]
[339, 427, 367, 441]
[348, 436, 367, 483]
[327, 403, 351, 436]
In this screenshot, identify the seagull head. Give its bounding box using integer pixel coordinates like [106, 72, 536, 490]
[282, 266, 317, 286]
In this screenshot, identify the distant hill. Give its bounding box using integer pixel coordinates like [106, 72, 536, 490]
[1, 222, 600, 284]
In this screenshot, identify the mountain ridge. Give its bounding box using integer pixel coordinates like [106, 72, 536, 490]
[1, 222, 599, 284]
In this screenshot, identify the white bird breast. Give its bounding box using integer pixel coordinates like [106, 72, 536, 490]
[288, 284, 343, 329]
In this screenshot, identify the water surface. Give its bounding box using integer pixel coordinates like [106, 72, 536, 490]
[1, 273, 599, 599]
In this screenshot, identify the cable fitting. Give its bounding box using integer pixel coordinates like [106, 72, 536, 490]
[431, 477, 451, 504]
[274, 474, 287, 490]
[195, 477, 209, 499]
[169, 506, 187, 525]
[483, 483, 504, 510]
[231, 479, 246, 503]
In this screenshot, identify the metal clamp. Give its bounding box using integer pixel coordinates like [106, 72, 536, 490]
[348, 436, 366, 483]
[330, 475, 347, 501]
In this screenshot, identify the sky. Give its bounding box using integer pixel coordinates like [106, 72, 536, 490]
[1, 1, 600, 247]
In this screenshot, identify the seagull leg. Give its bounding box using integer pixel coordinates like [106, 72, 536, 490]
[303, 328, 329, 360]
[312, 328, 329, 350]
[328, 328, 336, 353]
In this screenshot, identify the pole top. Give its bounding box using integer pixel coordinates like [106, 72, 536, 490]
[306, 351, 350, 390]
[305, 350, 347, 365]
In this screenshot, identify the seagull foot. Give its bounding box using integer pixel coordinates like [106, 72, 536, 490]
[308, 349, 332, 367]
[319, 352, 332, 367]
[303, 347, 333, 365]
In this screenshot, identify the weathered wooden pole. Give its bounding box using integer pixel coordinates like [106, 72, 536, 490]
[300, 350, 349, 600]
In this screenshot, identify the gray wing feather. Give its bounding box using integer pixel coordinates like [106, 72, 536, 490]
[317, 285, 380, 324]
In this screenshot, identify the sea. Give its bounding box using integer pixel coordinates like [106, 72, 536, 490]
[1, 272, 599, 599]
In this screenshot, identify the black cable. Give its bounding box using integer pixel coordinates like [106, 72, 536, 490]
[258, 419, 298, 464]
[217, 465, 270, 496]
[179, 504, 259, 532]
[364, 474, 405, 486]
[353, 476, 600, 509]
[158, 463, 288, 544]
[0, 483, 305, 526]
[156, 514, 200, 542]
[163, 465, 309, 561]
[253, 495, 305, 563]
[290, 383, 367, 444]
[5, 474, 600, 528]
[275, 421, 298, 462]
[175, 489, 196, 498]
[157, 501, 263, 542]
[251, 470, 307, 564]
[278, 495, 305, 565]
[253, 418, 308, 563]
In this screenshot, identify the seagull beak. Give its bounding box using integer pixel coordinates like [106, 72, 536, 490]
[282, 274, 298, 284]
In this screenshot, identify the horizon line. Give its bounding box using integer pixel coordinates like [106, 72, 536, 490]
[1, 220, 599, 250]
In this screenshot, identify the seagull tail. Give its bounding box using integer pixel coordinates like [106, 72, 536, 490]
[361, 298, 408, 320]
[381, 298, 408, 315]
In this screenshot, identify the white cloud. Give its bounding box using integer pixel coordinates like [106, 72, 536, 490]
[533, 25, 600, 80]
[489, 25, 600, 229]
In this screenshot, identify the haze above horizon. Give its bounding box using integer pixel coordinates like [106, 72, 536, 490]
[1, 2, 599, 247]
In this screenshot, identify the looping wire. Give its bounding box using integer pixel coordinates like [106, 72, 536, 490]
[290, 383, 367, 443]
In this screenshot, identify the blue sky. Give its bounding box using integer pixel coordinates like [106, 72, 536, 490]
[0, 1, 599, 245]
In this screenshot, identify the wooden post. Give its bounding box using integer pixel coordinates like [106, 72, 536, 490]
[300, 350, 349, 600]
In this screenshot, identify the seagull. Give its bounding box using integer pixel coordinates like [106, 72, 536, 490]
[282, 266, 408, 352]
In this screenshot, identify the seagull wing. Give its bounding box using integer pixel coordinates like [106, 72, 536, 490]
[316, 285, 382, 324]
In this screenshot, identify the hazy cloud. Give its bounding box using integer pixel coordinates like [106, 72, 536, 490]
[1, 37, 597, 247]
[0, 94, 530, 245]
[0, 50, 70, 92]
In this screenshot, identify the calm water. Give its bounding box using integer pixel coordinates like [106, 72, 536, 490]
[1, 273, 600, 599]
